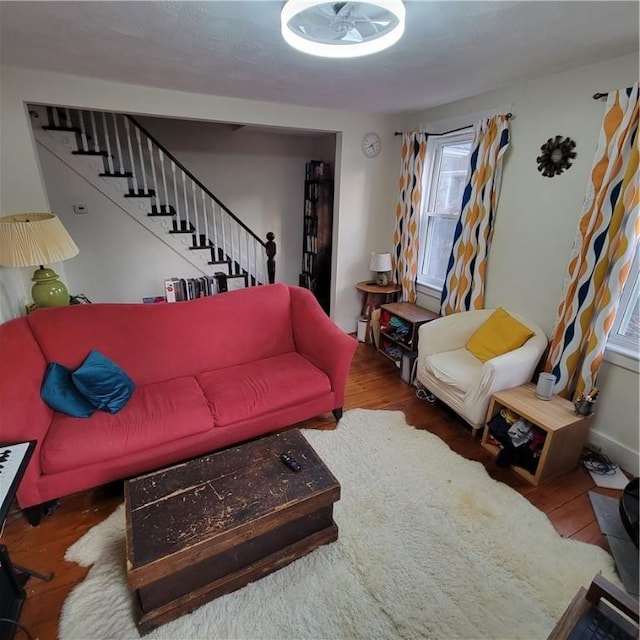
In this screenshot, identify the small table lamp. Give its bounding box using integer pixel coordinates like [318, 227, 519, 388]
[0, 212, 79, 307]
[370, 252, 392, 286]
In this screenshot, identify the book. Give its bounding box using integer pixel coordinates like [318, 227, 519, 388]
[164, 278, 180, 303]
[177, 279, 187, 301]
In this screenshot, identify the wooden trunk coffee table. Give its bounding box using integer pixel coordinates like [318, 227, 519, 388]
[124, 429, 340, 634]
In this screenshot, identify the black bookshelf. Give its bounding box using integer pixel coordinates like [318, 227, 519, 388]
[299, 161, 333, 314]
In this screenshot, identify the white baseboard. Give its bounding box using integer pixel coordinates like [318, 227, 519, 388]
[588, 430, 639, 477]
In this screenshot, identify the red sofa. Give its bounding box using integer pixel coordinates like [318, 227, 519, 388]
[0, 283, 357, 523]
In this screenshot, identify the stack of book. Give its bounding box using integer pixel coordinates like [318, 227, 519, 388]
[163, 275, 226, 302]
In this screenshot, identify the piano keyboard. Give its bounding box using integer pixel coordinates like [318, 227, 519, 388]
[0, 441, 35, 526]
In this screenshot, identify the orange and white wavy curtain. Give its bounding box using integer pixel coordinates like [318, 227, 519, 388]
[440, 115, 510, 315]
[392, 133, 427, 302]
[545, 82, 639, 399]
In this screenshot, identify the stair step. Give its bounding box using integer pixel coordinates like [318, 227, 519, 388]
[100, 171, 133, 178]
[188, 233, 212, 250]
[170, 221, 195, 233]
[148, 205, 176, 215]
[125, 189, 156, 198]
[43, 125, 82, 133]
[208, 260, 232, 267]
[72, 150, 108, 157]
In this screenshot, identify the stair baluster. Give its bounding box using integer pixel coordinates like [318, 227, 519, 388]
[134, 128, 149, 195]
[147, 138, 160, 210]
[111, 113, 126, 176]
[124, 118, 140, 193]
[201, 190, 209, 250]
[171, 163, 181, 230]
[191, 180, 200, 242]
[50, 106, 60, 128]
[181, 173, 190, 232]
[89, 111, 101, 154]
[159, 149, 170, 213]
[210, 199, 219, 260]
[78, 111, 90, 152]
[101, 112, 115, 175]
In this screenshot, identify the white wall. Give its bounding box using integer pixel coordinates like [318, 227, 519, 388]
[403, 52, 639, 472]
[0, 66, 397, 328]
[135, 116, 335, 287]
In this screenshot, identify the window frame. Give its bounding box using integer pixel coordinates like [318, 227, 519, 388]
[604, 242, 640, 372]
[416, 127, 474, 296]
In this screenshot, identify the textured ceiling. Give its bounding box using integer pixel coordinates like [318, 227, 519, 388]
[0, 1, 638, 114]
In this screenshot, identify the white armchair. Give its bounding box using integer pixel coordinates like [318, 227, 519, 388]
[415, 309, 548, 435]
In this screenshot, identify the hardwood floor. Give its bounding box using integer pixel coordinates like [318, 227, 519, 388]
[2, 341, 625, 640]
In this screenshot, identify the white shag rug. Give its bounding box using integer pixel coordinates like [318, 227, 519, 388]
[60, 409, 618, 640]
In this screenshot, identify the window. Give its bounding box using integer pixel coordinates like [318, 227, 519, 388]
[607, 243, 640, 367]
[417, 129, 473, 292]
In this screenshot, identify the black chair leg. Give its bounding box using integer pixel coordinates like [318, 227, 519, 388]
[24, 499, 59, 526]
[332, 407, 343, 421]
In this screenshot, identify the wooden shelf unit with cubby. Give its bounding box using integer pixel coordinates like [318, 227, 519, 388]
[378, 302, 439, 383]
[481, 383, 591, 486]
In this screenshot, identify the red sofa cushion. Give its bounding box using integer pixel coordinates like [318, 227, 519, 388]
[197, 353, 331, 427]
[26, 284, 296, 386]
[41, 376, 212, 475]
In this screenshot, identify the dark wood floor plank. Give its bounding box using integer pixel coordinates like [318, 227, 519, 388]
[1, 340, 621, 640]
[548, 492, 602, 539]
[571, 520, 612, 551]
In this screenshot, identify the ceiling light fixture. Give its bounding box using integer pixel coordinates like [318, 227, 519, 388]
[281, 1, 406, 59]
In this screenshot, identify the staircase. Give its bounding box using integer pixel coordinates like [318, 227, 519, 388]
[29, 105, 275, 286]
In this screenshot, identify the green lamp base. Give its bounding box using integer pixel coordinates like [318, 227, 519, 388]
[31, 266, 70, 307]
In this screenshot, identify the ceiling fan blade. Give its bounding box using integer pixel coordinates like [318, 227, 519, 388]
[342, 27, 364, 43]
[333, 2, 355, 18]
[353, 18, 392, 27]
[301, 24, 347, 42]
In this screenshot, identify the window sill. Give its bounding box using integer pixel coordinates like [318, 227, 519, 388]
[603, 343, 640, 373]
[416, 281, 442, 300]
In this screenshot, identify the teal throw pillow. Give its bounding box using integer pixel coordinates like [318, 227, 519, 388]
[40, 362, 97, 418]
[72, 350, 135, 414]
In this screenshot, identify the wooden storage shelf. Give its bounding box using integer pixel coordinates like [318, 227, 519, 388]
[378, 302, 439, 384]
[378, 336, 403, 364]
[481, 383, 592, 486]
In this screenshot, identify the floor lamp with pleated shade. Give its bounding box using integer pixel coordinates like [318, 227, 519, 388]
[0, 212, 79, 307]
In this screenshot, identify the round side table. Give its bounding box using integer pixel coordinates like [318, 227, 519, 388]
[356, 281, 402, 344]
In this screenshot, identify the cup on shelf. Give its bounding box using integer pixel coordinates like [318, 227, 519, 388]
[535, 372, 556, 400]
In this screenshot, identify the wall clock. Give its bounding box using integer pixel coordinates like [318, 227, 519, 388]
[362, 132, 381, 158]
[536, 136, 577, 177]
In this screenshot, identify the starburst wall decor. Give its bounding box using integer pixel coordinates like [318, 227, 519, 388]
[536, 135, 577, 177]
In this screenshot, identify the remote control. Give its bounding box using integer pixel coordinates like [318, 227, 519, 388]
[280, 453, 301, 472]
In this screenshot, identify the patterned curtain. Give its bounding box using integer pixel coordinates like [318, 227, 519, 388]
[440, 115, 511, 315]
[392, 133, 427, 302]
[545, 83, 639, 400]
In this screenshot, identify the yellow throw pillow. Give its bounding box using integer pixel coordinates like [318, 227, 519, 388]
[466, 308, 534, 363]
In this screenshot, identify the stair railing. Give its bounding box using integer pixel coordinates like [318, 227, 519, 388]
[45, 106, 275, 285]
